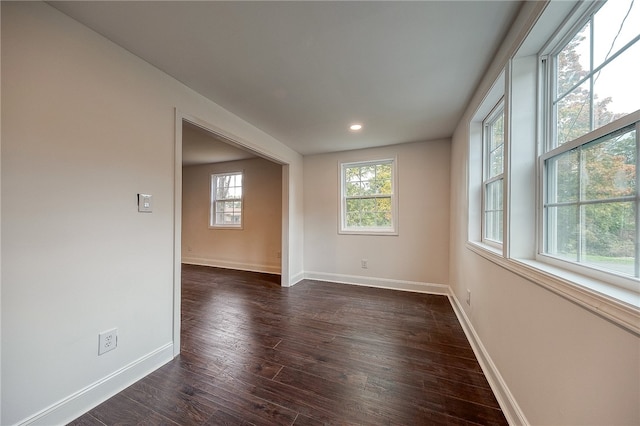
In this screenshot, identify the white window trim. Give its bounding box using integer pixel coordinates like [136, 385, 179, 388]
[467, 69, 506, 251]
[210, 171, 244, 229]
[466, 241, 640, 335]
[466, 1, 640, 336]
[482, 99, 506, 248]
[537, 0, 640, 290]
[339, 158, 398, 236]
[538, 112, 640, 293]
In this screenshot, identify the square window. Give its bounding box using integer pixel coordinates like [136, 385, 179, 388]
[340, 159, 397, 235]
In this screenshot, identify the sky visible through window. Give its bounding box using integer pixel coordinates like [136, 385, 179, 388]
[571, 0, 639, 115]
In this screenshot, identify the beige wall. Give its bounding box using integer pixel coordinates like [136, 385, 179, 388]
[448, 2, 640, 424]
[182, 158, 282, 273]
[303, 141, 450, 287]
[1, 2, 302, 424]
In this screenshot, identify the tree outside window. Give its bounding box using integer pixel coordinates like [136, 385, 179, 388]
[210, 172, 243, 228]
[544, 0, 639, 277]
[483, 102, 505, 245]
[340, 159, 397, 235]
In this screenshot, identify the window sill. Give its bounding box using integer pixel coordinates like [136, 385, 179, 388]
[339, 229, 398, 236]
[466, 241, 640, 335]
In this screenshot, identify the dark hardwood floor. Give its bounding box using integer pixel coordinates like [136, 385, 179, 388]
[69, 264, 507, 425]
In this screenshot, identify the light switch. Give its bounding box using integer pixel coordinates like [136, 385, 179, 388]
[138, 194, 152, 213]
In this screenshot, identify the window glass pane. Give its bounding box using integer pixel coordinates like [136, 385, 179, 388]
[362, 212, 376, 226]
[211, 172, 242, 226]
[216, 187, 227, 199]
[594, 42, 640, 129]
[486, 109, 504, 179]
[556, 80, 591, 146]
[346, 198, 361, 213]
[485, 179, 503, 210]
[557, 21, 591, 97]
[484, 211, 503, 242]
[489, 144, 504, 178]
[547, 150, 580, 203]
[346, 211, 360, 227]
[375, 178, 392, 194]
[342, 160, 395, 232]
[376, 197, 391, 213]
[346, 181, 362, 196]
[490, 113, 504, 151]
[346, 167, 360, 182]
[345, 162, 392, 197]
[375, 212, 391, 227]
[362, 165, 375, 181]
[215, 173, 242, 199]
[583, 202, 635, 276]
[546, 205, 579, 262]
[361, 198, 375, 212]
[484, 179, 503, 242]
[593, 0, 640, 68]
[376, 163, 392, 180]
[582, 128, 636, 200]
[361, 180, 374, 195]
[345, 196, 393, 229]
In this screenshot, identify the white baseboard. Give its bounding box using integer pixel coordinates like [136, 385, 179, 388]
[448, 293, 528, 426]
[288, 271, 305, 287]
[19, 343, 174, 426]
[182, 257, 281, 275]
[304, 271, 450, 295]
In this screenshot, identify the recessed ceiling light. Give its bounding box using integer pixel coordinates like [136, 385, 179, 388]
[349, 124, 363, 131]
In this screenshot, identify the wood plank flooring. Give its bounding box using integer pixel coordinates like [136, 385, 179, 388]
[69, 265, 507, 425]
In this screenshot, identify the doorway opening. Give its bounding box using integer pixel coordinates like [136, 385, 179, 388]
[173, 111, 290, 356]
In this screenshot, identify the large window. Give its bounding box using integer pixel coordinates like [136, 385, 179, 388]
[483, 101, 505, 245]
[542, 0, 639, 279]
[210, 172, 243, 228]
[467, 0, 639, 333]
[340, 159, 397, 235]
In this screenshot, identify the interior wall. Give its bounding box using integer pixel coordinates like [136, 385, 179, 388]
[448, 2, 640, 424]
[0, 2, 302, 424]
[182, 158, 282, 274]
[303, 140, 450, 286]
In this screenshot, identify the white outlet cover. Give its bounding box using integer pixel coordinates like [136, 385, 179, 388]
[138, 194, 152, 213]
[98, 328, 118, 355]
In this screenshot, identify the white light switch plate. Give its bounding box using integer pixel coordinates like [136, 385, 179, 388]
[138, 194, 152, 213]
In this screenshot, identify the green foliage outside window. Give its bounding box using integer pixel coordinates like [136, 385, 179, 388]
[344, 162, 393, 229]
[546, 0, 639, 276]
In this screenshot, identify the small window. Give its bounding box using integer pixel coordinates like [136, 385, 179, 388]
[340, 159, 397, 235]
[483, 101, 505, 246]
[210, 172, 243, 228]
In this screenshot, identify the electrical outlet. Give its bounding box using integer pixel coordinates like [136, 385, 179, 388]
[98, 328, 118, 355]
[466, 289, 471, 306]
[361, 259, 368, 269]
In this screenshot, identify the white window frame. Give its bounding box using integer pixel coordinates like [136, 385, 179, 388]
[466, 0, 639, 335]
[339, 158, 398, 235]
[537, 0, 640, 291]
[482, 100, 505, 248]
[210, 171, 244, 229]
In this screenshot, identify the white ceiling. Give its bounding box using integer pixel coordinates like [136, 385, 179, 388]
[51, 1, 521, 156]
[182, 122, 257, 166]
